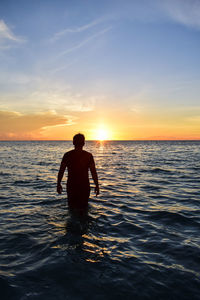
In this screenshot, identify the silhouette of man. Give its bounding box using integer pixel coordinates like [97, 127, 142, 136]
[57, 133, 99, 210]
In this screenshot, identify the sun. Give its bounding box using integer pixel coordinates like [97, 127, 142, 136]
[88, 124, 113, 141]
[96, 128, 109, 141]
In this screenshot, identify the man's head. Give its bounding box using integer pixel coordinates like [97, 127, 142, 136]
[73, 133, 85, 148]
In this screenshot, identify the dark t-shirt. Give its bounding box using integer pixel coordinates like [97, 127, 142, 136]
[61, 149, 94, 208]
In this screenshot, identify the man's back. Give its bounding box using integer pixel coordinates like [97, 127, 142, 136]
[63, 149, 94, 185]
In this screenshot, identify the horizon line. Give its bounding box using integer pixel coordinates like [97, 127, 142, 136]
[0, 139, 200, 142]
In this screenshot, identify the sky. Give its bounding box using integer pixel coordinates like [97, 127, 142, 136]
[0, 0, 200, 140]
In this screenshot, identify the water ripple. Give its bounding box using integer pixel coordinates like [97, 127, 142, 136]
[0, 141, 200, 299]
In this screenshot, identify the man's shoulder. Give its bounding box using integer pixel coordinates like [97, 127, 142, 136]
[82, 150, 93, 157]
[66, 149, 75, 154]
[83, 151, 94, 164]
[63, 149, 93, 159]
[63, 149, 74, 158]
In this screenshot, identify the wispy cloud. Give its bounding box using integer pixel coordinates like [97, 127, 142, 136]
[105, 0, 200, 30]
[0, 19, 25, 45]
[0, 75, 96, 113]
[57, 26, 112, 57]
[50, 18, 103, 42]
[160, 0, 200, 30]
[49, 59, 78, 75]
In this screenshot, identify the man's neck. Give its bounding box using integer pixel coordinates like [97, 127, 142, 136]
[74, 146, 83, 151]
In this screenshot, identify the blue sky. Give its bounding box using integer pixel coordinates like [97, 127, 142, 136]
[0, 0, 200, 139]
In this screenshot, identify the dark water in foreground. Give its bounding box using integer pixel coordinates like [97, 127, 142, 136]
[0, 141, 200, 300]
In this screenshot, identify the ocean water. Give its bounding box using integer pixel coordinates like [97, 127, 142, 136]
[0, 140, 200, 300]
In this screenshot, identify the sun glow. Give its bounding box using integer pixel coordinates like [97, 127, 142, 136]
[96, 128, 109, 141]
[88, 124, 113, 141]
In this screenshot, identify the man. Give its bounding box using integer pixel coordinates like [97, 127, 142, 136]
[57, 133, 99, 210]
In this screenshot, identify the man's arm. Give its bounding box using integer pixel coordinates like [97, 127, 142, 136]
[89, 158, 99, 196]
[57, 154, 67, 194]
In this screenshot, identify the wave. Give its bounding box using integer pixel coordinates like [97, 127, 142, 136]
[146, 210, 200, 227]
[1, 141, 200, 299]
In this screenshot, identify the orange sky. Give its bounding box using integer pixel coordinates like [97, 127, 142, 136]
[1, 107, 199, 140]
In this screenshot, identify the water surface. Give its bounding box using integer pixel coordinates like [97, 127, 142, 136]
[0, 141, 200, 299]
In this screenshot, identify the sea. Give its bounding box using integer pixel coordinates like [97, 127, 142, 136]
[0, 140, 200, 300]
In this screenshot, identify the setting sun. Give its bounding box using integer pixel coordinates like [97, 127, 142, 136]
[96, 128, 109, 141]
[87, 125, 113, 141]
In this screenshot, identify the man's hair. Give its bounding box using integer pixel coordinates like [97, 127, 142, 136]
[73, 133, 85, 147]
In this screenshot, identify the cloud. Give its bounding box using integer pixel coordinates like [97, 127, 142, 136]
[26, 88, 95, 112]
[103, 0, 200, 31]
[0, 19, 25, 46]
[57, 26, 112, 57]
[50, 18, 103, 42]
[0, 74, 96, 113]
[159, 0, 200, 30]
[0, 110, 76, 139]
[49, 59, 78, 75]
